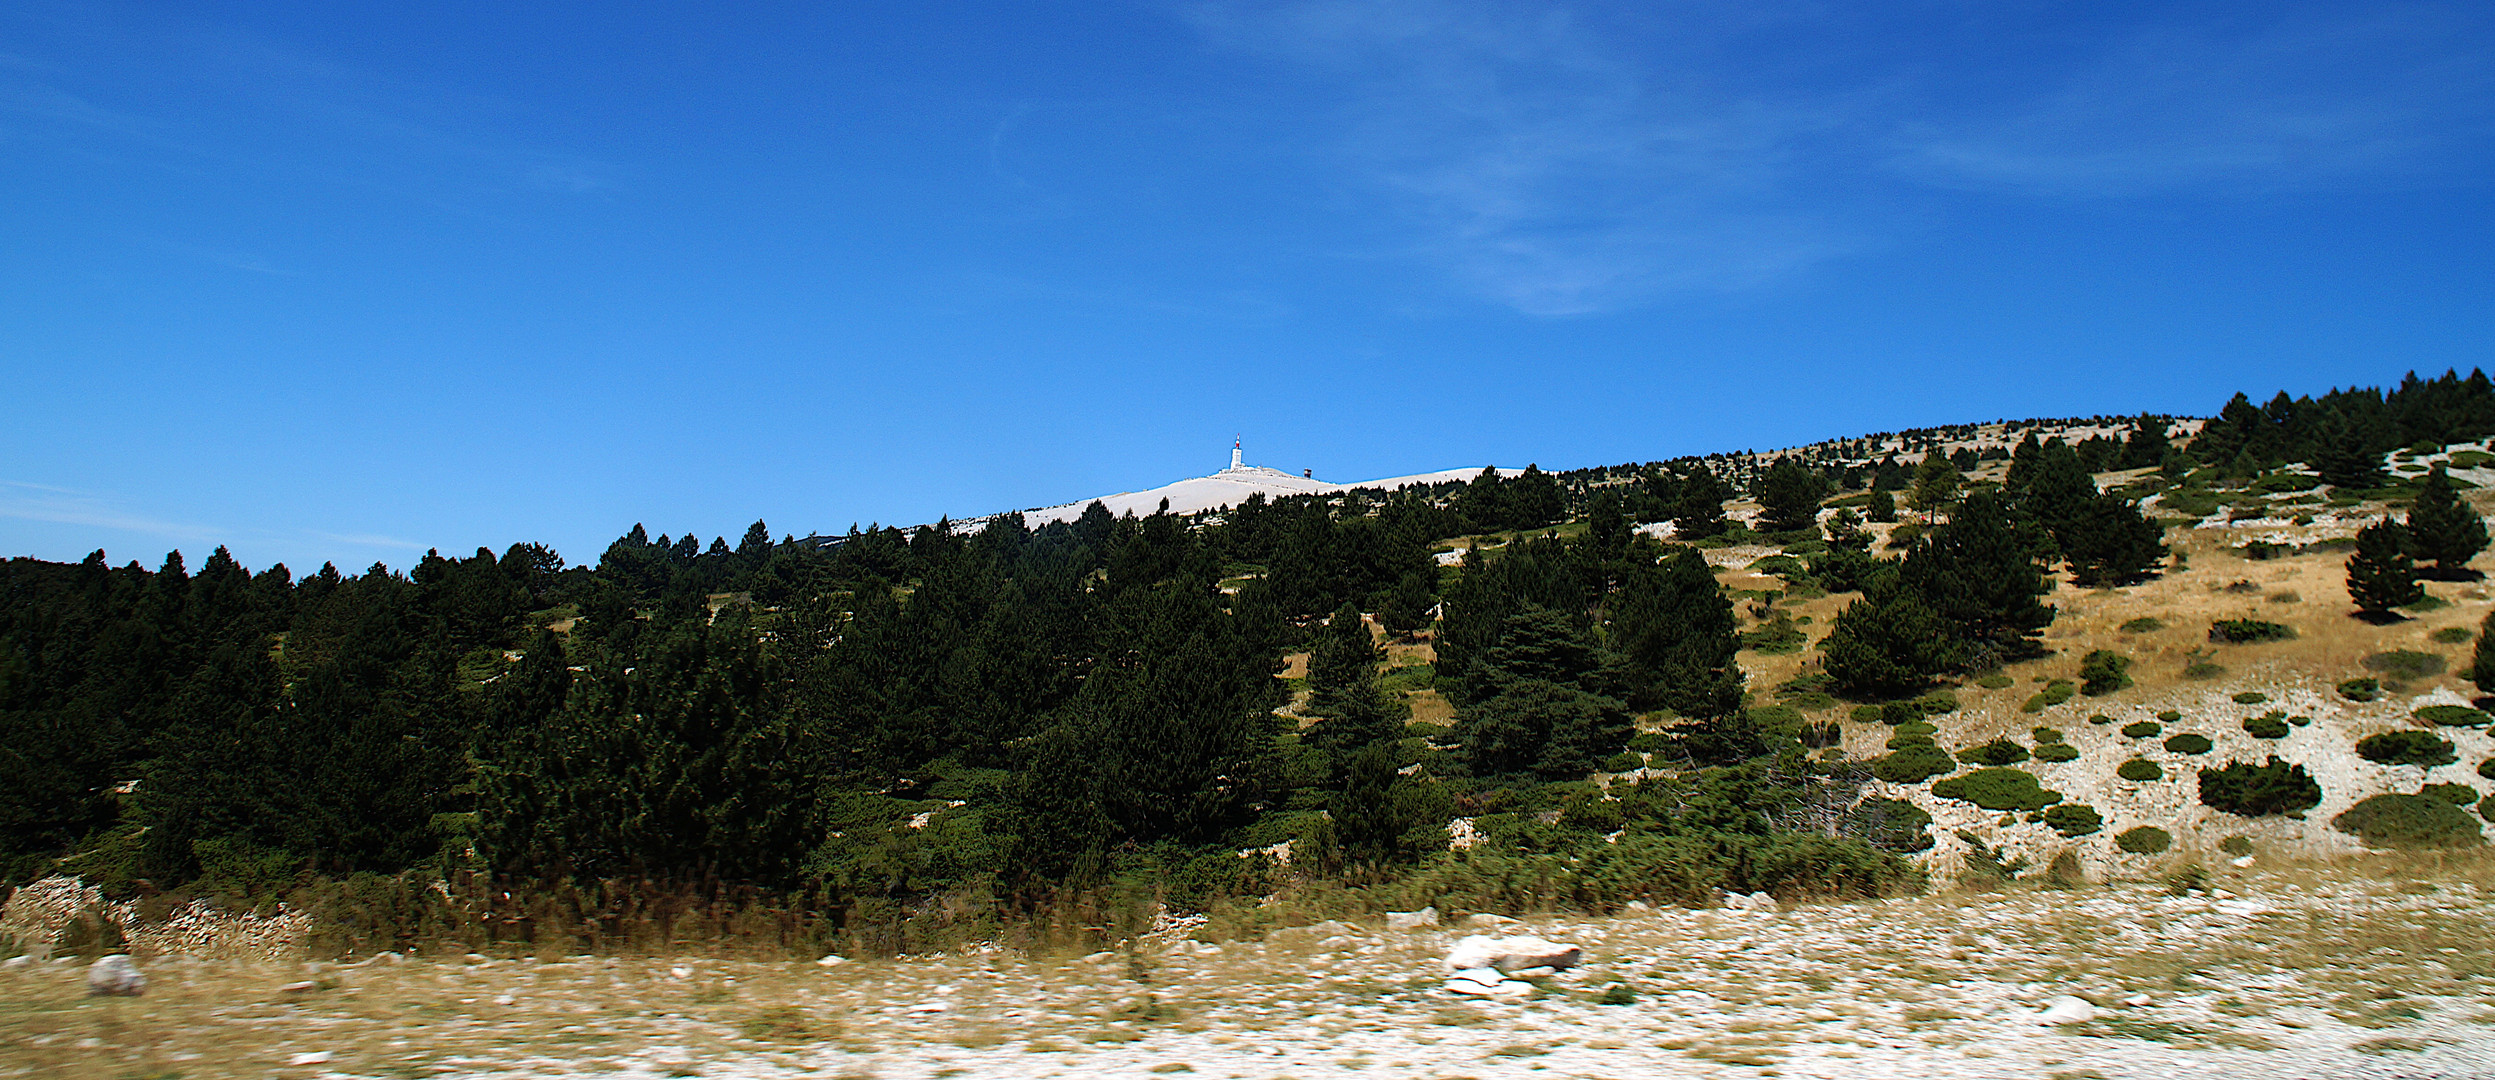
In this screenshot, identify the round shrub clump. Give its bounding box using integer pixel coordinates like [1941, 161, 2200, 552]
[2034, 743, 2081, 763]
[2424, 782, 2480, 805]
[2232, 691, 2271, 705]
[2357, 730, 2458, 769]
[1871, 744, 1957, 784]
[2242, 713, 2291, 739]
[2364, 650, 2446, 680]
[2197, 756, 2323, 817]
[2042, 803, 2103, 837]
[1958, 738, 2031, 767]
[2416, 705, 2492, 728]
[1929, 767, 2062, 811]
[2032, 726, 2065, 744]
[2123, 721, 2163, 739]
[2333, 793, 2485, 849]
[1851, 704, 1885, 723]
[2338, 677, 2381, 702]
[2116, 826, 2173, 854]
[1887, 730, 1936, 749]
[2164, 733, 2214, 755]
[2158, 710, 2183, 722]
[2481, 758, 2495, 781]
[2118, 758, 2164, 782]
[2088, 714, 2115, 726]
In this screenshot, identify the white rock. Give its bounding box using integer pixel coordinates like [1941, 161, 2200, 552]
[1621, 900, 1653, 914]
[492, 994, 515, 1006]
[287, 1051, 334, 1065]
[1315, 935, 1359, 951]
[3, 955, 30, 969]
[351, 951, 403, 967]
[1385, 907, 1441, 930]
[1444, 967, 1532, 998]
[2121, 993, 2153, 1007]
[2230, 855, 2257, 868]
[1463, 913, 1520, 929]
[906, 999, 952, 1014]
[85, 955, 144, 997]
[1077, 951, 1120, 965]
[1446, 934, 1582, 973]
[1719, 890, 1778, 912]
[2037, 995, 2097, 1025]
[669, 965, 693, 979]
[814, 953, 848, 967]
[279, 980, 318, 994]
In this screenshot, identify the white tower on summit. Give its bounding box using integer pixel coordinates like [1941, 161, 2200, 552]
[1230, 437, 1243, 471]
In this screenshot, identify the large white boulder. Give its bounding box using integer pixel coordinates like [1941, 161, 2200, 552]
[2036, 995, 2097, 1025]
[85, 955, 145, 997]
[1445, 934, 1581, 973]
[1385, 907, 1441, 930]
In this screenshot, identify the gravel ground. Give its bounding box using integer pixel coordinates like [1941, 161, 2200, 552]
[8, 866, 2495, 1080]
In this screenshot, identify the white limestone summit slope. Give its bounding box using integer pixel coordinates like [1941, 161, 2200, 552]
[1001, 443, 1514, 527]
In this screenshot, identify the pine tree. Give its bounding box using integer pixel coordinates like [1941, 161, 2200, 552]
[1674, 468, 1731, 539]
[1864, 487, 1897, 523]
[2119, 414, 2172, 470]
[1756, 457, 1829, 534]
[1821, 584, 1957, 699]
[2059, 495, 2167, 586]
[1307, 603, 1381, 716]
[2315, 426, 2385, 489]
[2347, 517, 2425, 618]
[2407, 464, 2489, 578]
[1908, 456, 1962, 520]
[1610, 550, 1742, 719]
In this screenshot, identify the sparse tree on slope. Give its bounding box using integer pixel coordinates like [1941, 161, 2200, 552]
[2408, 464, 2489, 579]
[2347, 517, 2425, 619]
[1757, 457, 1830, 534]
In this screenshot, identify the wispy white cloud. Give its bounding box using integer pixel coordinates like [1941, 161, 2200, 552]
[1888, 6, 2495, 197]
[0, 480, 224, 542]
[1187, 1, 1857, 315]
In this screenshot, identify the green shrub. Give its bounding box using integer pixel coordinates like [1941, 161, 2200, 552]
[2034, 743, 2080, 763]
[2425, 782, 2480, 805]
[2021, 680, 2077, 713]
[1602, 752, 1645, 773]
[2333, 793, 2484, 849]
[2164, 733, 2213, 755]
[2122, 720, 2162, 738]
[2218, 835, 2254, 857]
[1870, 745, 1957, 784]
[2242, 713, 2290, 739]
[1958, 738, 2031, 767]
[2417, 705, 2492, 728]
[2482, 794, 2495, 824]
[2432, 626, 2475, 644]
[2289, 714, 2312, 726]
[1881, 701, 1923, 726]
[1850, 704, 1885, 723]
[2041, 803, 2103, 837]
[1914, 690, 1960, 715]
[2158, 710, 2183, 722]
[1841, 797, 1933, 853]
[2364, 650, 2447, 680]
[2357, 731, 2458, 769]
[2120, 617, 2167, 633]
[2115, 826, 2172, 854]
[1627, 732, 1670, 753]
[1886, 730, 1935, 749]
[2079, 651, 2132, 696]
[2088, 714, 2115, 725]
[2231, 691, 2270, 704]
[2118, 758, 2164, 782]
[2031, 727, 2064, 744]
[2209, 619, 2296, 644]
[2338, 677, 2382, 702]
[2197, 757, 2323, 817]
[1977, 674, 2015, 689]
[2481, 758, 2495, 781]
[1928, 768, 2061, 811]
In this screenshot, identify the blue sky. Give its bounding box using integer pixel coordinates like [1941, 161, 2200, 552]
[4, 1, 2492, 573]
